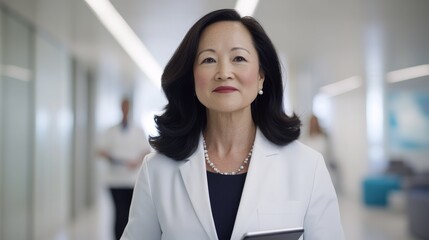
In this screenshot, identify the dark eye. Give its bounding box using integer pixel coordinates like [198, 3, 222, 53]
[201, 57, 216, 64]
[234, 56, 246, 62]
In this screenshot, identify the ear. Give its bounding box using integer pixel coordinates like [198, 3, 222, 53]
[258, 71, 265, 88]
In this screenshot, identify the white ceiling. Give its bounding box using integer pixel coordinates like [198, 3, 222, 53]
[2, 0, 428, 90]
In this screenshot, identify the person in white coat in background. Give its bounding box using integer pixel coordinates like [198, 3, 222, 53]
[121, 9, 344, 240]
[98, 97, 151, 240]
[301, 114, 341, 192]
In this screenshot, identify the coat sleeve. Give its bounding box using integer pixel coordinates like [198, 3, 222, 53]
[121, 156, 162, 240]
[303, 155, 345, 239]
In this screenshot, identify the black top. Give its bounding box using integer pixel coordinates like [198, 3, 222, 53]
[207, 171, 247, 240]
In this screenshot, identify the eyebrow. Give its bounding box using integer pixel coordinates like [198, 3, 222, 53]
[197, 47, 251, 57]
[197, 49, 215, 57]
[231, 47, 251, 54]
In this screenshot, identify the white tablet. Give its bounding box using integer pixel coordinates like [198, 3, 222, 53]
[241, 227, 304, 240]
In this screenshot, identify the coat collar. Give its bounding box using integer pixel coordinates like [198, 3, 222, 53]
[179, 136, 218, 239]
[230, 128, 280, 239]
[179, 129, 280, 239]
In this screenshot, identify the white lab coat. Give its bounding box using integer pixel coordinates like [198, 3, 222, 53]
[98, 123, 151, 187]
[121, 129, 344, 240]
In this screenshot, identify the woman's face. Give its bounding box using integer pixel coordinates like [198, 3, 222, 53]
[193, 21, 264, 114]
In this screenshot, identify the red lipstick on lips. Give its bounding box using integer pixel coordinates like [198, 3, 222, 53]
[213, 86, 237, 93]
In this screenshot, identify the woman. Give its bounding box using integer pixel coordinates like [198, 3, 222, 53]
[302, 115, 328, 158]
[121, 9, 344, 240]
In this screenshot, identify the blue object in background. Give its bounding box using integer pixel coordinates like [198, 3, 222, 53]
[363, 175, 402, 207]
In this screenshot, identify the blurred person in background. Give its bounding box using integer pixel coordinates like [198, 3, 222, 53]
[98, 97, 152, 240]
[122, 9, 343, 240]
[301, 114, 340, 191]
[301, 115, 328, 157]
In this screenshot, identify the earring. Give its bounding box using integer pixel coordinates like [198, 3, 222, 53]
[258, 89, 263, 95]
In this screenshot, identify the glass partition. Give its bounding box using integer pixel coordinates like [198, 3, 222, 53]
[0, 6, 34, 240]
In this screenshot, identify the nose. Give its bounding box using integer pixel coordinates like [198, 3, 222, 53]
[215, 61, 233, 80]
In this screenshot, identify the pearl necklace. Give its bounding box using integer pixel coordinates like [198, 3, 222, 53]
[203, 138, 253, 175]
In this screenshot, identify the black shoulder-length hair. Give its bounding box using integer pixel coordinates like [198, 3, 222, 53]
[150, 9, 301, 160]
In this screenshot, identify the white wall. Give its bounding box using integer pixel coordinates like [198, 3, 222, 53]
[134, 76, 166, 138]
[94, 56, 126, 132]
[329, 88, 368, 199]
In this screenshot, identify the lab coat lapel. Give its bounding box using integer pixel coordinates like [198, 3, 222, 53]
[231, 129, 280, 239]
[179, 141, 218, 239]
